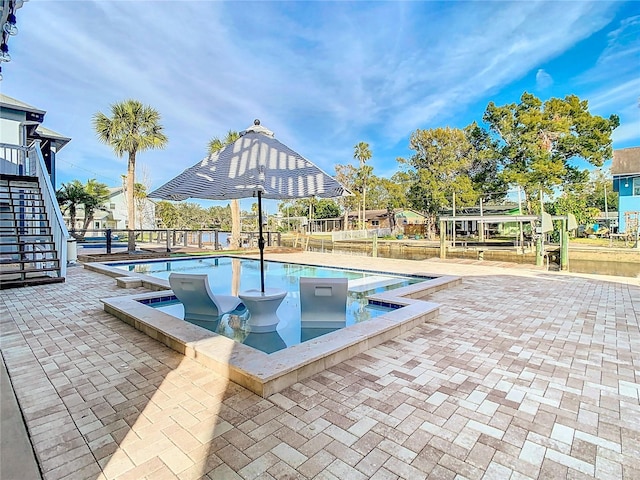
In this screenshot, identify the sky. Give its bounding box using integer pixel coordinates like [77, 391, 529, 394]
[2, 1, 639, 211]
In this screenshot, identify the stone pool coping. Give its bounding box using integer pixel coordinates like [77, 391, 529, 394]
[89, 256, 461, 397]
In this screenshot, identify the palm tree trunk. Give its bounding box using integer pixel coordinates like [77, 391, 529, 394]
[230, 199, 241, 249]
[127, 152, 136, 252]
[362, 186, 367, 231]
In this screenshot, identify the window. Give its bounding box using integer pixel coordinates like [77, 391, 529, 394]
[634, 178, 640, 196]
[110, 203, 116, 210]
[94, 222, 100, 229]
[371, 220, 380, 226]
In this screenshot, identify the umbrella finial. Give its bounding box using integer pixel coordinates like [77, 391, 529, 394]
[254, 119, 260, 125]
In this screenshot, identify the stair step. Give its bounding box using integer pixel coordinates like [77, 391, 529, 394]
[1, 233, 53, 238]
[0, 276, 65, 289]
[0, 199, 44, 204]
[0, 253, 58, 262]
[0, 242, 55, 248]
[0, 174, 65, 288]
[0, 265, 61, 275]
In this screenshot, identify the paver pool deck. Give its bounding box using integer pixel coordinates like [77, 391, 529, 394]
[1, 251, 638, 480]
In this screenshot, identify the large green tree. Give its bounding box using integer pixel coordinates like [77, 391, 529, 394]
[399, 127, 481, 238]
[464, 122, 507, 204]
[208, 130, 241, 248]
[366, 173, 411, 210]
[482, 92, 619, 213]
[156, 200, 180, 228]
[93, 100, 168, 243]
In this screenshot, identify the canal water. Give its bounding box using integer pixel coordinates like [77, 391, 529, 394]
[307, 246, 639, 278]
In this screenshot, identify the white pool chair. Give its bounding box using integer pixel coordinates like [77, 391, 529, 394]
[299, 277, 348, 328]
[169, 273, 245, 321]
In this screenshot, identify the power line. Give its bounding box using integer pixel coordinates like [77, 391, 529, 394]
[56, 158, 123, 185]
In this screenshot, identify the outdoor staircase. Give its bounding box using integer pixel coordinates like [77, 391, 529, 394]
[0, 174, 65, 288]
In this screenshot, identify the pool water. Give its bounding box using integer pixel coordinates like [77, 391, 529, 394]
[111, 256, 429, 354]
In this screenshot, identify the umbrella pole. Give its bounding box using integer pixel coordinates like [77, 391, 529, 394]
[258, 191, 265, 293]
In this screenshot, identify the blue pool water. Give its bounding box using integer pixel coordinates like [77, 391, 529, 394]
[110, 256, 430, 353]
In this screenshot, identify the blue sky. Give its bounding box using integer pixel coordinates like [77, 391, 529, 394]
[2, 1, 639, 210]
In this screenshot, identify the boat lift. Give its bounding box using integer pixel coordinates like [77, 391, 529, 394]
[439, 213, 578, 270]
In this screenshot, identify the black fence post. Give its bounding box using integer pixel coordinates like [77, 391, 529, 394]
[106, 229, 112, 254]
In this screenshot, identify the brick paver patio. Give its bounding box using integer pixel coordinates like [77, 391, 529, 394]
[1, 252, 638, 479]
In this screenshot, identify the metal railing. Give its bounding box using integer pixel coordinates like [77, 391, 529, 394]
[29, 141, 70, 277]
[76, 228, 282, 254]
[0, 142, 32, 176]
[331, 228, 391, 241]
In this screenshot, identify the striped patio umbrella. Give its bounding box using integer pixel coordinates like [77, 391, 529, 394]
[149, 120, 350, 292]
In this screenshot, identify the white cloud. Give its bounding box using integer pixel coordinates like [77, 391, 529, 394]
[2, 0, 629, 189]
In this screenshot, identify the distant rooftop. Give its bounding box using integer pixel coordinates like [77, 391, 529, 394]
[612, 147, 640, 176]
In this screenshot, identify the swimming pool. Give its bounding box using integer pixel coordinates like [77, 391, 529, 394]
[107, 256, 430, 354]
[96, 253, 459, 396]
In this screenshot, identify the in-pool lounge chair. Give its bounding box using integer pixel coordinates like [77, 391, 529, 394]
[169, 273, 245, 321]
[299, 277, 348, 329]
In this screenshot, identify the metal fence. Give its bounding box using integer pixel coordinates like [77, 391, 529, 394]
[76, 229, 282, 254]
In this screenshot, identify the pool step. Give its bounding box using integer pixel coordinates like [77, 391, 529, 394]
[348, 275, 407, 293]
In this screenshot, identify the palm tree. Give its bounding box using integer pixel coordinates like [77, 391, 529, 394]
[56, 179, 110, 238]
[80, 179, 110, 234]
[93, 99, 168, 249]
[56, 180, 87, 236]
[208, 130, 241, 249]
[354, 142, 372, 229]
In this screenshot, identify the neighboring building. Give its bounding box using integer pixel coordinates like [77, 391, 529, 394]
[0, 93, 71, 188]
[612, 147, 640, 234]
[62, 186, 157, 232]
[349, 209, 429, 230]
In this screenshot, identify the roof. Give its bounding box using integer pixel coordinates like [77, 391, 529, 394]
[346, 208, 419, 220]
[0, 93, 45, 115]
[35, 125, 71, 149]
[612, 147, 640, 176]
[0, 93, 71, 149]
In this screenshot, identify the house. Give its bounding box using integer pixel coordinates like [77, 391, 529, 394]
[0, 93, 71, 287]
[0, 94, 70, 187]
[612, 147, 640, 234]
[348, 209, 429, 231]
[62, 186, 157, 233]
[101, 187, 157, 230]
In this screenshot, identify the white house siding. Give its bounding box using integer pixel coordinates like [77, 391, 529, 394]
[106, 188, 156, 230]
[0, 116, 23, 145]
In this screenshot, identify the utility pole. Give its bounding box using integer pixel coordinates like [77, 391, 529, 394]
[452, 191, 456, 246]
[479, 196, 484, 242]
[518, 186, 524, 252]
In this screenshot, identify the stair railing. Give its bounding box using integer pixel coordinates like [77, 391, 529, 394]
[0, 143, 31, 175]
[28, 140, 69, 278]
